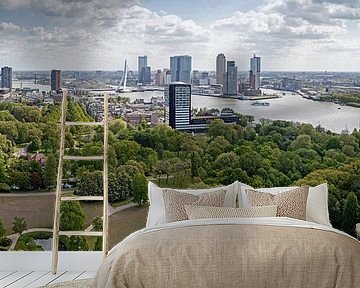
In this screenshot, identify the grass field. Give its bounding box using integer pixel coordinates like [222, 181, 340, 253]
[0, 194, 148, 250]
[0, 194, 55, 234]
[109, 204, 148, 249]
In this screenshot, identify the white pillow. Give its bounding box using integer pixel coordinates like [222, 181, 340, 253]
[239, 183, 331, 227]
[146, 181, 239, 228]
[184, 205, 278, 220]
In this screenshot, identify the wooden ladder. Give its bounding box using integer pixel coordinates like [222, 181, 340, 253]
[52, 91, 109, 274]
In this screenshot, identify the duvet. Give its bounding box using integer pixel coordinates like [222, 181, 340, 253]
[93, 217, 360, 288]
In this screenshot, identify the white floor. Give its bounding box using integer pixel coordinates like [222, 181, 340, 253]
[0, 251, 102, 288]
[0, 270, 95, 288]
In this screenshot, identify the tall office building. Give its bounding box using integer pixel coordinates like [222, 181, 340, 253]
[223, 61, 238, 95]
[216, 54, 226, 85]
[163, 69, 172, 85]
[170, 55, 191, 84]
[1, 66, 12, 89]
[155, 70, 163, 86]
[250, 54, 261, 90]
[164, 82, 191, 130]
[51, 70, 62, 91]
[145, 66, 151, 84]
[138, 56, 151, 84]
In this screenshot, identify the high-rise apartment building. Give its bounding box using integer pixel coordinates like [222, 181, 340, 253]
[250, 54, 261, 90]
[51, 70, 62, 91]
[155, 70, 164, 86]
[170, 55, 192, 84]
[216, 54, 226, 85]
[164, 82, 191, 130]
[145, 66, 151, 84]
[138, 56, 147, 83]
[223, 61, 238, 96]
[163, 69, 172, 85]
[138, 56, 151, 84]
[1, 66, 12, 89]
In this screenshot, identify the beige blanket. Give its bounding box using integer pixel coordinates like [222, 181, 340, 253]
[93, 218, 360, 288]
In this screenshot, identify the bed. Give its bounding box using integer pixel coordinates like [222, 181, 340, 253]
[92, 182, 360, 288]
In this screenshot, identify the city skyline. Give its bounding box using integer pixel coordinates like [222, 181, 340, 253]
[0, 0, 360, 71]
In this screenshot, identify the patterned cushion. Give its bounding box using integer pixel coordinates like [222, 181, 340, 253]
[162, 189, 226, 223]
[184, 205, 278, 219]
[245, 186, 309, 220]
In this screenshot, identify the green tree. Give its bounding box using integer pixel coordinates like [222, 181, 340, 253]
[190, 151, 201, 179]
[92, 216, 103, 231]
[60, 201, 85, 231]
[94, 237, 102, 251]
[77, 171, 103, 197]
[31, 172, 42, 190]
[27, 137, 42, 152]
[208, 119, 227, 140]
[12, 217, 27, 234]
[0, 158, 9, 192]
[132, 173, 148, 206]
[113, 170, 132, 200]
[58, 200, 88, 252]
[341, 192, 359, 236]
[44, 154, 57, 190]
[68, 235, 89, 251]
[93, 217, 103, 251]
[0, 219, 5, 239]
[289, 135, 312, 150]
[9, 172, 31, 190]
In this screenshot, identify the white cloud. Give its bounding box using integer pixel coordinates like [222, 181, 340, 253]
[0, 0, 359, 70]
[0, 22, 23, 32]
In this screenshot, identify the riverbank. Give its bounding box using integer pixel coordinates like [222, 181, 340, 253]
[240, 94, 281, 100]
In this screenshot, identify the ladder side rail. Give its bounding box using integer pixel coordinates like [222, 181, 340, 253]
[52, 90, 68, 274]
[102, 93, 109, 257]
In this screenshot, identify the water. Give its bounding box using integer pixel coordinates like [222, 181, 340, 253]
[13, 80, 50, 91]
[11, 81, 360, 133]
[121, 89, 360, 133]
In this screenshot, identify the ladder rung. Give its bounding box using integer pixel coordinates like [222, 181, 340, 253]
[65, 121, 103, 126]
[61, 196, 104, 201]
[59, 231, 103, 237]
[63, 155, 104, 161]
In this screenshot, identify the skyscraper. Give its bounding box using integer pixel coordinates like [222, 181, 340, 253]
[170, 55, 192, 84]
[216, 54, 226, 85]
[1, 66, 12, 89]
[51, 70, 62, 91]
[223, 61, 238, 96]
[155, 70, 163, 86]
[145, 66, 151, 84]
[250, 54, 261, 90]
[164, 82, 191, 130]
[163, 69, 172, 85]
[138, 56, 151, 85]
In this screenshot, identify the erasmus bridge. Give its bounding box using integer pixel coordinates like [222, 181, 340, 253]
[116, 59, 132, 93]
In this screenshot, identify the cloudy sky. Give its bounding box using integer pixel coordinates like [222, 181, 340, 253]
[0, 0, 360, 71]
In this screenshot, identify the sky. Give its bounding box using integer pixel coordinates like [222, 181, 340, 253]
[0, 0, 360, 71]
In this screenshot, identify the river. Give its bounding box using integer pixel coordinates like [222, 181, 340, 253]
[121, 89, 360, 134]
[13, 80, 50, 91]
[12, 81, 359, 133]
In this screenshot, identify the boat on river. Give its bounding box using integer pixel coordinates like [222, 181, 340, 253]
[252, 101, 270, 106]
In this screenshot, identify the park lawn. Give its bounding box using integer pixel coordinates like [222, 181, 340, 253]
[0, 194, 149, 250]
[109, 204, 148, 249]
[110, 199, 133, 208]
[0, 194, 107, 234]
[81, 202, 103, 227]
[0, 194, 55, 234]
